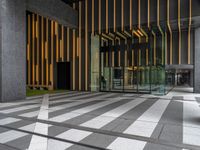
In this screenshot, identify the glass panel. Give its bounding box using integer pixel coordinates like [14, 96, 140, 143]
[137, 42, 151, 93]
[100, 49, 111, 91]
[165, 69, 175, 93]
[91, 35, 100, 91]
[150, 27, 166, 95]
[111, 67, 123, 91]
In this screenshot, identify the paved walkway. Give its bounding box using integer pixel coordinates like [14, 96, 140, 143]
[0, 87, 200, 150]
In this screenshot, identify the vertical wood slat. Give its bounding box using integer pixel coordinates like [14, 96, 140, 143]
[167, 0, 173, 65]
[114, 0, 116, 32]
[50, 21, 54, 88]
[41, 17, 44, 85]
[157, 0, 164, 65]
[46, 19, 49, 86]
[121, 0, 124, 31]
[36, 14, 39, 84]
[28, 15, 31, 85]
[148, 0, 150, 28]
[130, 0, 132, 30]
[138, 0, 141, 29]
[67, 27, 70, 62]
[99, 0, 101, 34]
[85, 0, 88, 91]
[92, 0, 95, 35]
[32, 14, 35, 86]
[79, 1, 82, 90]
[55, 22, 59, 62]
[62, 26, 64, 61]
[106, 0, 108, 33]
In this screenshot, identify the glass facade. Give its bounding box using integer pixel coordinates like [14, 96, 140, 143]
[91, 26, 174, 95]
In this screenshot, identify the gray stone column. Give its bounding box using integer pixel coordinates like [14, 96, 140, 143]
[194, 27, 200, 93]
[190, 70, 194, 87]
[0, 0, 26, 101]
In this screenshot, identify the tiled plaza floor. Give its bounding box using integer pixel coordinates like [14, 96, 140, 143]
[0, 87, 200, 150]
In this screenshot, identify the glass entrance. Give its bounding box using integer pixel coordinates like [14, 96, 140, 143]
[99, 26, 167, 95]
[100, 29, 151, 94]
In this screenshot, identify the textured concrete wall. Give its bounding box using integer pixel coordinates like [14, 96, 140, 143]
[194, 27, 200, 93]
[0, 0, 26, 101]
[26, 0, 78, 28]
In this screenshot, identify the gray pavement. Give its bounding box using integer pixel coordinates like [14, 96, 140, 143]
[0, 87, 199, 150]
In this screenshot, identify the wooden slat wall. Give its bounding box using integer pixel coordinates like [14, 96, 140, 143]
[26, 12, 81, 90]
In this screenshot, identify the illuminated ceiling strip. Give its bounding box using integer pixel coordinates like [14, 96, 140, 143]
[116, 32, 127, 44]
[101, 37, 108, 42]
[140, 28, 148, 39]
[116, 32, 126, 40]
[124, 30, 132, 37]
[102, 33, 114, 43]
[133, 30, 140, 38]
[108, 32, 115, 37]
[137, 29, 143, 37]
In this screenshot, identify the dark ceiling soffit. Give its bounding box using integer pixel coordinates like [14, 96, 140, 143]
[62, 0, 84, 5]
[27, 0, 78, 28]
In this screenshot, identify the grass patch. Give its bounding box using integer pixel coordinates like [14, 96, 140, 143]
[26, 89, 68, 97]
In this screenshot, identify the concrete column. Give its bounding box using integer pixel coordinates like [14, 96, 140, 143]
[0, 0, 26, 102]
[190, 70, 194, 87]
[194, 27, 200, 93]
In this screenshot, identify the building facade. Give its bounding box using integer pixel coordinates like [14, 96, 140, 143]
[26, 0, 200, 95]
[1, 0, 200, 101]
